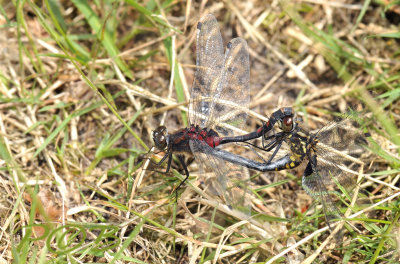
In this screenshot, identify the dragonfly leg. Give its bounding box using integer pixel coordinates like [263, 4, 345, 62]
[165, 152, 173, 173]
[264, 139, 279, 152]
[262, 132, 284, 149]
[247, 139, 280, 164]
[172, 155, 190, 200]
[262, 131, 274, 148]
[154, 146, 172, 168]
[150, 151, 172, 174]
[266, 140, 283, 164]
[185, 156, 195, 167]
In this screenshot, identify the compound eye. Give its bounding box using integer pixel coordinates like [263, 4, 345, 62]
[153, 126, 168, 150]
[282, 116, 293, 132]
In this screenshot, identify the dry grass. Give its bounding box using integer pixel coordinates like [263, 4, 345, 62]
[1, 0, 400, 263]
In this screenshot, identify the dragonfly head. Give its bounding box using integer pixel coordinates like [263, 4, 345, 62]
[153, 126, 169, 150]
[281, 115, 294, 132]
[278, 113, 299, 133]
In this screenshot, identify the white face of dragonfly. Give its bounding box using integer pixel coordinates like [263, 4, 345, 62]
[152, 126, 169, 150]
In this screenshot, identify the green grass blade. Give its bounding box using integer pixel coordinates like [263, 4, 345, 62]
[71, 0, 133, 79]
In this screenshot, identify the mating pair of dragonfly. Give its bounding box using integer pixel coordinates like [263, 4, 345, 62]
[152, 14, 369, 226]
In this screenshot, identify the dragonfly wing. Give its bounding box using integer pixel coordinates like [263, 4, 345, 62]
[313, 115, 369, 192]
[187, 15, 251, 217]
[189, 14, 224, 128]
[302, 156, 343, 225]
[317, 115, 368, 152]
[206, 37, 250, 135]
[189, 140, 251, 217]
[313, 147, 359, 193]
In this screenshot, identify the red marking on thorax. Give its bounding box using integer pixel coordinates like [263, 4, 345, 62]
[187, 132, 203, 141]
[184, 125, 222, 148]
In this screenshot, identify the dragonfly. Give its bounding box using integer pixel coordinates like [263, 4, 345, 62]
[253, 110, 370, 226]
[152, 14, 294, 211]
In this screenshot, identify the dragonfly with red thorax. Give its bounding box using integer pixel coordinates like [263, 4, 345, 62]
[152, 14, 296, 212]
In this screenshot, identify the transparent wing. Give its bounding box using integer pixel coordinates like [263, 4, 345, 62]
[312, 116, 368, 191]
[187, 14, 251, 217]
[301, 157, 343, 224]
[206, 38, 250, 135]
[189, 14, 224, 128]
[316, 115, 368, 152]
[189, 140, 251, 217]
[301, 117, 368, 225]
[189, 14, 250, 136]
